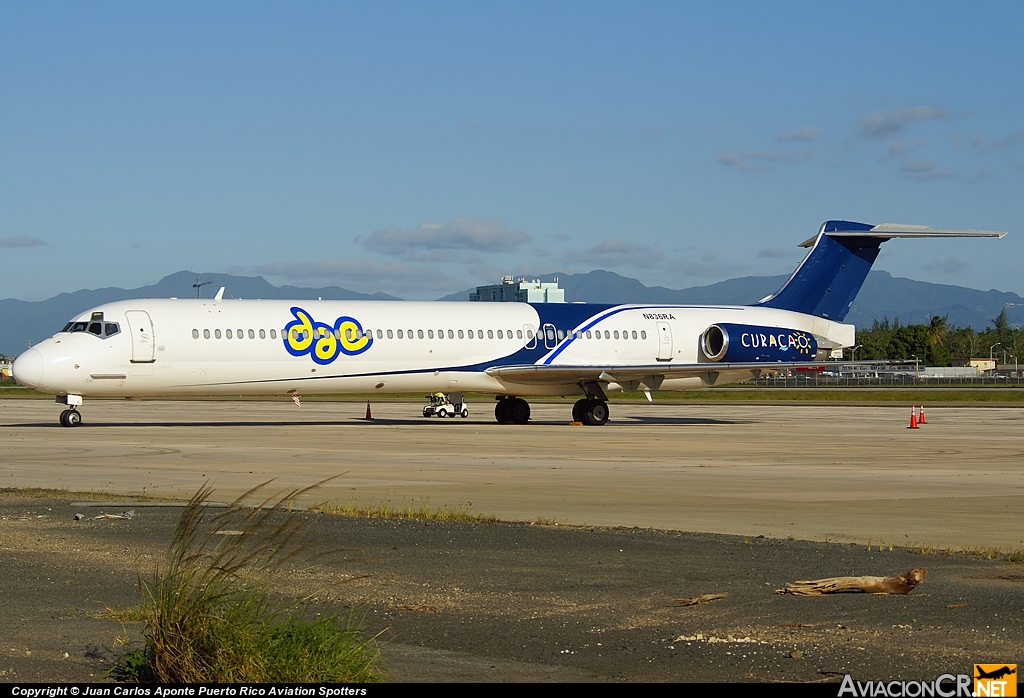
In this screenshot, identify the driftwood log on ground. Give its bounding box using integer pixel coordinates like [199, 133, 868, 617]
[673, 592, 728, 606]
[780, 568, 926, 596]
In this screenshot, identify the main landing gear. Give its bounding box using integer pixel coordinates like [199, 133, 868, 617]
[57, 394, 84, 427]
[494, 396, 610, 426]
[572, 398, 609, 426]
[495, 396, 531, 425]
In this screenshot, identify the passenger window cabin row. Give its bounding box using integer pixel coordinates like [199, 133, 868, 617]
[190, 327, 650, 342]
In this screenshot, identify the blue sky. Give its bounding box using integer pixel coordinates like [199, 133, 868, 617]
[2, 2, 1022, 301]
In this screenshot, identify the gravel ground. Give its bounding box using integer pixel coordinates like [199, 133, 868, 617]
[2, 495, 1022, 683]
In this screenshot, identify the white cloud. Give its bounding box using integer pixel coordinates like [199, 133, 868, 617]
[666, 253, 741, 278]
[717, 149, 812, 172]
[566, 239, 659, 269]
[777, 127, 821, 142]
[254, 258, 455, 293]
[857, 106, 949, 140]
[922, 257, 970, 274]
[360, 218, 531, 258]
[971, 128, 1024, 151]
[757, 247, 800, 259]
[717, 152, 743, 167]
[468, 265, 505, 282]
[899, 160, 955, 181]
[885, 140, 926, 159]
[0, 236, 46, 248]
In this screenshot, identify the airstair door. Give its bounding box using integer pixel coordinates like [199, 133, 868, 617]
[656, 322, 673, 361]
[126, 310, 155, 363]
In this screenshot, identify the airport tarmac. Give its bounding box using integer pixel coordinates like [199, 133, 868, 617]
[2, 398, 1022, 550]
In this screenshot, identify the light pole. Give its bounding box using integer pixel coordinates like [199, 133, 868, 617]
[910, 354, 919, 381]
[990, 342, 1002, 378]
[850, 344, 862, 361]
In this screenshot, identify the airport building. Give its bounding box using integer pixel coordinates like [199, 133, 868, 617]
[470, 277, 565, 303]
[953, 358, 997, 372]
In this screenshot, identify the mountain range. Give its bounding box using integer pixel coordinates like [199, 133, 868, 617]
[2, 269, 1021, 356]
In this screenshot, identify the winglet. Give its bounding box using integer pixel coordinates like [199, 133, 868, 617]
[214, 287, 225, 301]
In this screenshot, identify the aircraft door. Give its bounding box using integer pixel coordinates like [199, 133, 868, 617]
[542, 323, 557, 350]
[125, 310, 156, 363]
[656, 322, 673, 361]
[524, 324, 537, 349]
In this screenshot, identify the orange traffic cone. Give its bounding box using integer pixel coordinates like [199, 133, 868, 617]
[918, 404, 926, 424]
[907, 404, 919, 429]
[365, 400, 373, 420]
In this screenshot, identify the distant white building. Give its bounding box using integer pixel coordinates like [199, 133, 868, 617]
[919, 366, 980, 378]
[470, 276, 565, 303]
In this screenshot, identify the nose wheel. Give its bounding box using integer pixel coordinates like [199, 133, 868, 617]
[59, 409, 82, 428]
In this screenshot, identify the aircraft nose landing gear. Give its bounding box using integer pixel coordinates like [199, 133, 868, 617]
[57, 394, 84, 427]
[59, 409, 82, 427]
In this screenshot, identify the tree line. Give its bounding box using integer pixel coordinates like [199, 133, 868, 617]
[852, 310, 1024, 366]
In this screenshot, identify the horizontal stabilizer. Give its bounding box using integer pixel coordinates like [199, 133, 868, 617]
[764, 220, 1006, 321]
[798, 223, 1007, 247]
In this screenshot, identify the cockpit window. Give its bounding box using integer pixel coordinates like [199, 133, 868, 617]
[60, 320, 120, 339]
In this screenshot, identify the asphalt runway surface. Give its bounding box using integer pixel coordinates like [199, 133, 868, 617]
[1, 399, 1022, 682]
[2, 399, 1022, 549]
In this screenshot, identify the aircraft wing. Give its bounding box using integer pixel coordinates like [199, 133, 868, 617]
[485, 362, 826, 384]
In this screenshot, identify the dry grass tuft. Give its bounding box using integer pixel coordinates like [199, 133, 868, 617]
[116, 479, 382, 683]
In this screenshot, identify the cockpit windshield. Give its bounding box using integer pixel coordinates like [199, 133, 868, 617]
[61, 320, 121, 338]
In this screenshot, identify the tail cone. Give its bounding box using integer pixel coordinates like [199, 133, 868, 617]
[908, 405, 919, 429]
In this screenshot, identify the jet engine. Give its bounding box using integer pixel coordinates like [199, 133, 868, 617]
[700, 323, 817, 363]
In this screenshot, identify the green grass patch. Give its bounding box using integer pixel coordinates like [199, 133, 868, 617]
[608, 388, 1024, 403]
[113, 480, 383, 683]
[0, 384, 45, 397]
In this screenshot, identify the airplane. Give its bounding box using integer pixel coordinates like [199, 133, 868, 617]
[975, 666, 1016, 681]
[10, 220, 1006, 427]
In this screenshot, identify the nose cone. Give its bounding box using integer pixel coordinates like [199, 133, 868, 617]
[12, 348, 44, 388]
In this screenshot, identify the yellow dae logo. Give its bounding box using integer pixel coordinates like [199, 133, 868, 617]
[975, 665, 1017, 697]
[283, 307, 372, 364]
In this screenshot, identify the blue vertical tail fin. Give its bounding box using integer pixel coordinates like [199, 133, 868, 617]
[756, 220, 1007, 322]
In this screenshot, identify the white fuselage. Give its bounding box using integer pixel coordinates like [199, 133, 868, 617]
[14, 298, 855, 398]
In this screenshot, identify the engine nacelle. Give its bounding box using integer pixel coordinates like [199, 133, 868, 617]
[700, 323, 817, 363]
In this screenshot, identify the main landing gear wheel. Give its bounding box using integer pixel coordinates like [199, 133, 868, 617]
[577, 399, 609, 426]
[495, 398, 530, 425]
[59, 409, 82, 428]
[572, 399, 587, 423]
